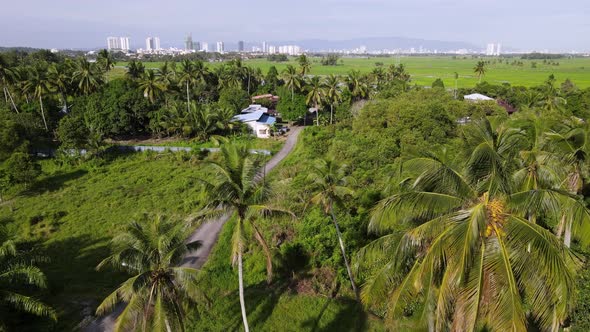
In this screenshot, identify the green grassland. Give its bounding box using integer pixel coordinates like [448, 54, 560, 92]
[112, 56, 590, 88]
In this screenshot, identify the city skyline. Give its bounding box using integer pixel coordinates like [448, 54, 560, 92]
[0, 0, 589, 52]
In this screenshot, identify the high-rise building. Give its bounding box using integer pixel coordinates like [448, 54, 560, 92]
[262, 41, 267, 53]
[154, 37, 161, 50]
[185, 34, 193, 51]
[201, 42, 209, 52]
[145, 37, 154, 51]
[216, 41, 224, 53]
[268, 45, 276, 54]
[486, 43, 495, 56]
[107, 36, 130, 51]
[120, 37, 130, 51]
[495, 43, 502, 56]
[194, 41, 201, 51]
[238, 40, 244, 52]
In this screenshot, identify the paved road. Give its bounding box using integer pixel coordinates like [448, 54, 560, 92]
[84, 127, 302, 332]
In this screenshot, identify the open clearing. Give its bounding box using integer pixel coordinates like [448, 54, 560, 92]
[112, 56, 590, 88]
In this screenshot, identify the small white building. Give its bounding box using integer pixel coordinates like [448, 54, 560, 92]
[464, 93, 494, 101]
[233, 106, 276, 138]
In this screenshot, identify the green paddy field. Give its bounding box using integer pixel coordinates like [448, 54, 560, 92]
[113, 56, 590, 88]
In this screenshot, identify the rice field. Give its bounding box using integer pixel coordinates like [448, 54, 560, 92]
[112, 56, 590, 88]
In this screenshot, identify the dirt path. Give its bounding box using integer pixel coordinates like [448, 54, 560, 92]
[84, 127, 303, 332]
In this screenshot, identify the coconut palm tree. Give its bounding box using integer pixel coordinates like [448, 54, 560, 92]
[0, 55, 19, 113]
[345, 70, 369, 102]
[72, 57, 104, 95]
[199, 143, 291, 332]
[96, 216, 203, 332]
[306, 76, 325, 126]
[177, 60, 207, 113]
[324, 75, 341, 124]
[0, 226, 56, 328]
[281, 65, 302, 101]
[23, 65, 50, 130]
[126, 60, 145, 81]
[190, 104, 221, 141]
[97, 49, 116, 73]
[138, 70, 166, 104]
[307, 158, 360, 302]
[473, 61, 486, 83]
[361, 118, 580, 331]
[545, 120, 590, 247]
[47, 63, 71, 112]
[298, 54, 311, 76]
[453, 72, 459, 99]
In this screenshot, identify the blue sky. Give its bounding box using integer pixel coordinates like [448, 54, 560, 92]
[1, 0, 588, 51]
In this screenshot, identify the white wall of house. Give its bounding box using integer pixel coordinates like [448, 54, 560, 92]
[245, 121, 271, 138]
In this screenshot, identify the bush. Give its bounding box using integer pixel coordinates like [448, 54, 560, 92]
[5, 152, 41, 187]
[57, 115, 90, 149]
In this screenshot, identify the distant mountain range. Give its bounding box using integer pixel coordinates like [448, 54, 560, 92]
[264, 37, 482, 52]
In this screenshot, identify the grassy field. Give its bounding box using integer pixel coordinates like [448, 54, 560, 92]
[112, 56, 590, 88]
[0, 136, 281, 331]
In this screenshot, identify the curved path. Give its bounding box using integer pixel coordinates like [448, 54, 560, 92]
[84, 127, 302, 332]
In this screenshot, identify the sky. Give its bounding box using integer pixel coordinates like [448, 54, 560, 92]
[1, 0, 589, 51]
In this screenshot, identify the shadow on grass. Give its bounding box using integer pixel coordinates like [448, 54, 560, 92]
[24, 169, 89, 196]
[312, 299, 368, 332]
[13, 234, 128, 332]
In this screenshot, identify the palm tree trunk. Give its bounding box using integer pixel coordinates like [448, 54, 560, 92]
[564, 219, 573, 248]
[315, 103, 319, 126]
[186, 81, 191, 114]
[3, 86, 7, 103]
[556, 214, 566, 239]
[330, 104, 334, 125]
[291, 85, 294, 102]
[39, 95, 48, 131]
[237, 248, 250, 332]
[329, 205, 361, 303]
[61, 92, 68, 113]
[5, 87, 19, 113]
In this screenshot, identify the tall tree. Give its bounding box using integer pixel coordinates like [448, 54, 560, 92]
[0, 55, 19, 113]
[281, 65, 302, 102]
[324, 74, 342, 125]
[361, 119, 581, 331]
[200, 143, 291, 332]
[138, 70, 166, 104]
[306, 76, 326, 126]
[72, 57, 104, 95]
[546, 120, 590, 247]
[47, 63, 71, 112]
[308, 158, 360, 302]
[0, 226, 56, 328]
[126, 60, 145, 80]
[298, 54, 311, 76]
[97, 49, 116, 73]
[473, 61, 487, 83]
[23, 65, 50, 130]
[96, 216, 203, 332]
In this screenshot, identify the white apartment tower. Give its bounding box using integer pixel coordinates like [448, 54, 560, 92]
[145, 37, 154, 51]
[107, 37, 130, 51]
[486, 43, 495, 56]
[201, 42, 209, 52]
[145, 37, 161, 51]
[486, 42, 502, 56]
[216, 41, 224, 53]
[262, 41, 267, 53]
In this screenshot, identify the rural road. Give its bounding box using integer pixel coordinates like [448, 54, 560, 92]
[84, 126, 302, 332]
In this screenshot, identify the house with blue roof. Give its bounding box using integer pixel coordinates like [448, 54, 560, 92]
[233, 105, 277, 138]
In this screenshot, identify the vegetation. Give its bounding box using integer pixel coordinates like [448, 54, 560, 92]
[96, 216, 203, 332]
[2, 47, 590, 331]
